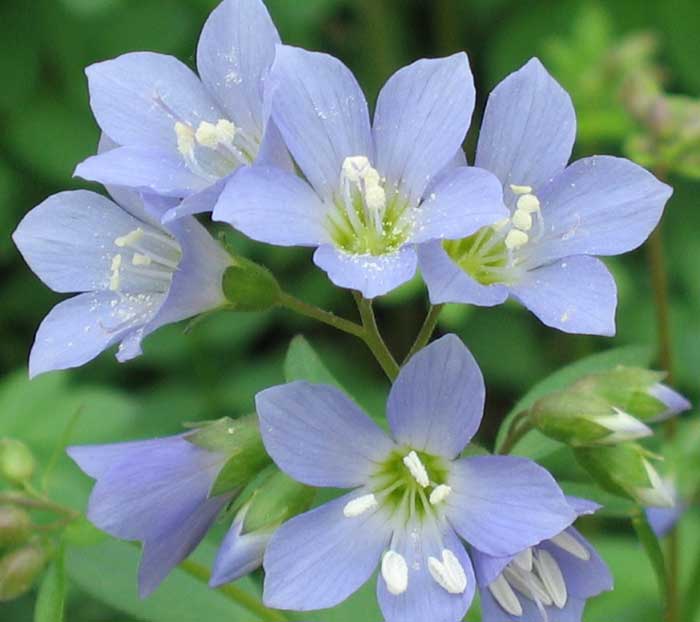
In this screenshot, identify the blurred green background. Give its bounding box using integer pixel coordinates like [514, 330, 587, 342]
[1, 0, 699, 620]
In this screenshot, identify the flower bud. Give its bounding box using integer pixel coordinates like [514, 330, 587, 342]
[0, 507, 32, 549]
[0, 439, 36, 484]
[575, 443, 673, 508]
[0, 544, 46, 602]
[221, 256, 280, 312]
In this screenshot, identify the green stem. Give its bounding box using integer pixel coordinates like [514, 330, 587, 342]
[353, 293, 400, 381]
[632, 511, 669, 615]
[497, 412, 533, 455]
[278, 292, 365, 339]
[0, 491, 80, 520]
[683, 543, 700, 622]
[403, 304, 444, 364]
[179, 559, 288, 622]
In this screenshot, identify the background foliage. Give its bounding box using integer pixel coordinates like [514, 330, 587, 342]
[1, 0, 699, 620]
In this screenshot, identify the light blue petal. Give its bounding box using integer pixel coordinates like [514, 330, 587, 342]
[410, 167, 506, 244]
[255, 119, 294, 171]
[647, 384, 691, 422]
[373, 53, 475, 203]
[13, 190, 144, 294]
[386, 335, 485, 459]
[210, 515, 269, 587]
[313, 244, 417, 299]
[256, 381, 394, 488]
[213, 166, 330, 246]
[534, 156, 672, 264]
[417, 241, 509, 306]
[646, 504, 684, 538]
[86, 52, 222, 153]
[268, 45, 373, 199]
[162, 178, 228, 222]
[75, 146, 209, 197]
[475, 58, 576, 191]
[377, 524, 475, 622]
[446, 456, 575, 557]
[480, 585, 587, 622]
[509, 255, 617, 336]
[196, 0, 280, 137]
[263, 494, 392, 610]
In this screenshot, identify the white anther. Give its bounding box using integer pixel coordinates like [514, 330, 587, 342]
[594, 408, 653, 444]
[115, 228, 144, 248]
[175, 122, 195, 157]
[109, 254, 122, 291]
[489, 573, 523, 616]
[381, 551, 408, 595]
[492, 217, 511, 231]
[533, 549, 567, 609]
[511, 209, 533, 232]
[343, 494, 378, 518]
[429, 485, 452, 506]
[195, 121, 221, 148]
[365, 184, 387, 211]
[510, 184, 533, 195]
[403, 451, 429, 488]
[215, 119, 237, 142]
[503, 565, 552, 606]
[341, 155, 373, 183]
[132, 253, 152, 267]
[636, 459, 674, 507]
[513, 547, 533, 572]
[428, 549, 467, 595]
[550, 531, 590, 561]
[505, 229, 529, 250]
[516, 193, 540, 213]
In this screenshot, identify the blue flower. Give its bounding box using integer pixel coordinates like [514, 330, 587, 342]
[475, 497, 613, 622]
[74, 0, 290, 222]
[255, 335, 575, 622]
[13, 186, 231, 376]
[418, 58, 673, 335]
[68, 435, 234, 597]
[214, 45, 506, 299]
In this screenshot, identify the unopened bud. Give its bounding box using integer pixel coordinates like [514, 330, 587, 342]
[0, 439, 36, 484]
[0, 544, 46, 602]
[221, 256, 280, 312]
[0, 507, 32, 548]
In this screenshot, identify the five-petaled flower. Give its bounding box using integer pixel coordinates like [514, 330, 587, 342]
[418, 58, 673, 336]
[214, 45, 506, 298]
[474, 497, 613, 622]
[74, 0, 290, 222]
[255, 335, 575, 622]
[13, 185, 231, 377]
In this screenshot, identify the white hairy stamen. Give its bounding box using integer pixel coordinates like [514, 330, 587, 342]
[492, 217, 511, 231]
[513, 547, 533, 572]
[510, 184, 533, 195]
[109, 254, 122, 291]
[428, 549, 468, 594]
[505, 229, 529, 250]
[533, 550, 567, 609]
[551, 531, 590, 561]
[489, 573, 523, 616]
[595, 408, 653, 444]
[115, 228, 145, 248]
[132, 253, 152, 267]
[343, 494, 378, 518]
[195, 119, 238, 148]
[511, 208, 533, 232]
[503, 565, 553, 606]
[516, 193, 541, 213]
[429, 484, 452, 506]
[175, 122, 195, 157]
[402, 451, 430, 488]
[382, 551, 408, 595]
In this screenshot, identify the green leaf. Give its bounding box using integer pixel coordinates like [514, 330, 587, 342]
[284, 335, 340, 387]
[34, 547, 66, 622]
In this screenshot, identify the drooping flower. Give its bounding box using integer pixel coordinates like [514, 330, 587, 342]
[68, 435, 234, 597]
[418, 58, 673, 335]
[13, 186, 231, 377]
[214, 46, 506, 298]
[475, 497, 613, 622]
[255, 335, 575, 622]
[74, 0, 290, 222]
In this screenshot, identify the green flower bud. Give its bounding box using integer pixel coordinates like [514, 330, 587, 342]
[0, 439, 36, 484]
[575, 443, 673, 508]
[0, 507, 32, 549]
[0, 544, 46, 602]
[221, 256, 280, 311]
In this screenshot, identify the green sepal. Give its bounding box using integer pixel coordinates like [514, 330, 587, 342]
[0, 439, 36, 485]
[221, 256, 280, 312]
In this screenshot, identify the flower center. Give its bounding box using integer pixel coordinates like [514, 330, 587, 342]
[444, 183, 544, 285]
[326, 156, 412, 256]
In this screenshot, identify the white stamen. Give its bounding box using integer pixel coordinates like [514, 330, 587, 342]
[511, 208, 533, 232]
[381, 551, 408, 595]
[510, 184, 533, 195]
[594, 408, 653, 444]
[533, 549, 567, 609]
[195, 121, 220, 148]
[429, 484, 452, 506]
[492, 217, 511, 231]
[131, 253, 152, 267]
[175, 122, 195, 157]
[516, 193, 540, 213]
[503, 565, 552, 606]
[215, 119, 237, 143]
[636, 459, 674, 507]
[341, 155, 373, 183]
[505, 229, 529, 250]
[550, 531, 590, 561]
[109, 254, 122, 291]
[365, 184, 387, 212]
[402, 451, 429, 488]
[343, 494, 378, 518]
[115, 228, 145, 248]
[428, 549, 467, 594]
[513, 547, 533, 572]
[489, 573, 523, 616]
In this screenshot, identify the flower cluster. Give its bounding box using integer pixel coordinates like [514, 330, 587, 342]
[10, 1, 690, 621]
